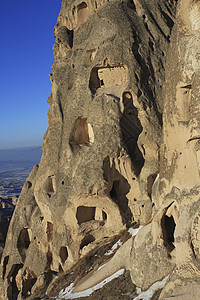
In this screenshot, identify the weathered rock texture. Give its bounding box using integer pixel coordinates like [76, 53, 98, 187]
[1, 0, 200, 299]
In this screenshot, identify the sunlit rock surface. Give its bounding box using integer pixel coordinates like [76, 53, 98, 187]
[0, 0, 200, 299]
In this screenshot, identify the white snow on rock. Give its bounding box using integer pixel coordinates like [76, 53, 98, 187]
[128, 225, 143, 237]
[57, 268, 125, 299]
[95, 262, 107, 272]
[105, 239, 123, 256]
[58, 283, 74, 298]
[133, 275, 169, 300]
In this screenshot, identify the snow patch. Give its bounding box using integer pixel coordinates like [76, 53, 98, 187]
[58, 283, 74, 298]
[128, 226, 143, 237]
[133, 275, 169, 300]
[57, 269, 125, 299]
[105, 239, 123, 255]
[95, 262, 107, 272]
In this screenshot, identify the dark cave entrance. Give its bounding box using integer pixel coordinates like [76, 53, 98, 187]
[161, 214, 176, 253]
[120, 92, 145, 176]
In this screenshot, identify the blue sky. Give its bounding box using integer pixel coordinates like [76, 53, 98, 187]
[0, 0, 62, 149]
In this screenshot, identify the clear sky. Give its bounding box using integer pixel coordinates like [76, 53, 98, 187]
[0, 0, 62, 149]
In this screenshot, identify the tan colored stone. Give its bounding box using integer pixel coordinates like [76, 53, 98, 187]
[3, 0, 200, 299]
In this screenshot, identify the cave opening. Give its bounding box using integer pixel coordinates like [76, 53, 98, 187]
[7, 264, 23, 300]
[47, 222, 53, 242]
[120, 92, 145, 176]
[80, 234, 95, 250]
[161, 214, 176, 253]
[69, 117, 90, 146]
[77, 2, 88, 26]
[46, 248, 53, 270]
[109, 176, 132, 226]
[59, 246, 68, 264]
[17, 228, 30, 262]
[89, 65, 128, 95]
[147, 173, 158, 197]
[76, 206, 96, 225]
[102, 210, 107, 220]
[22, 269, 37, 298]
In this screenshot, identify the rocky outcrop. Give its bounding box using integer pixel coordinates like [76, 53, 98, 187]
[0, 0, 200, 299]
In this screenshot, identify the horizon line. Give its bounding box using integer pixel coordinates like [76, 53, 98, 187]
[0, 145, 42, 151]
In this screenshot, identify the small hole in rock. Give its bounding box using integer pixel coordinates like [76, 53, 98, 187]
[17, 229, 30, 262]
[59, 247, 68, 264]
[80, 235, 95, 250]
[26, 181, 32, 189]
[59, 264, 64, 273]
[147, 173, 157, 197]
[3, 255, 9, 280]
[102, 210, 107, 220]
[46, 222, 53, 242]
[100, 79, 104, 86]
[46, 248, 53, 269]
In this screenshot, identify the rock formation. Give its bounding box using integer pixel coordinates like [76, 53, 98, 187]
[0, 0, 200, 299]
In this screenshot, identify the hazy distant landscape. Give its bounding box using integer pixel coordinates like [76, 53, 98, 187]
[0, 146, 43, 252]
[0, 146, 42, 197]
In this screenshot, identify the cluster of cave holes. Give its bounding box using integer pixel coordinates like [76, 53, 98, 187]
[161, 208, 176, 255]
[76, 206, 107, 225]
[89, 65, 128, 95]
[17, 228, 30, 262]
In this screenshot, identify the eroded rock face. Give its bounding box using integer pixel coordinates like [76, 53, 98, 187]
[0, 0, 200, 299]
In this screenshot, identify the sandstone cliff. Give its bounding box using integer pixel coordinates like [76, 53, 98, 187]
[0, 0, 200, 299]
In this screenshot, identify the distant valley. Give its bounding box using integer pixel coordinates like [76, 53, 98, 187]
[0, 146, 42, 162]
[0, 146, 42, 197]
[0, 146, 42, 256]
